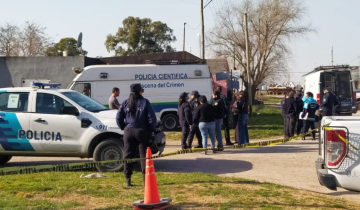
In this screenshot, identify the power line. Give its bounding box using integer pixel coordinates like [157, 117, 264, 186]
[204, 0, 213, 9]
[186, 23, 201, 30]
[345, 56, 360, 64]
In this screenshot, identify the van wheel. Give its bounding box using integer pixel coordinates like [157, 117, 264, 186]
[162, 114, 179, 131]
[93, 139, 125, 172]
[0, 155, 12, 165]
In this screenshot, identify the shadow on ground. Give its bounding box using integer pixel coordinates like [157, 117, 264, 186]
[153, 158, 253, 175]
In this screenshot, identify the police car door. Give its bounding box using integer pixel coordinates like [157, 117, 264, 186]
[0, 91, 34, 153]
[29, 92, 80, 153]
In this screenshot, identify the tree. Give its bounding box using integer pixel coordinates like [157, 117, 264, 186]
[0, 21, 52, 57]
[18, 21, 52, 56]
[46, 37, 87, 56]
[105, 16, 177, 56]
[0, 23, 20, 56]
[207, 0, 314, 100]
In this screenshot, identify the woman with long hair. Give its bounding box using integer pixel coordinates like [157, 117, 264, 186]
[231, 92, 241, 143]
[193, 95, 216, 154]
[116, 83, 157, 187]
[178, 92, 192, 149]
[235, 91, 249, 145]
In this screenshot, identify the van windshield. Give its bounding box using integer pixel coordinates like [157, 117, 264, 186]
[61, 91, 108, 112]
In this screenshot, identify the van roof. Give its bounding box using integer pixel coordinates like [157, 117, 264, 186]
[302, 65, 351, 77]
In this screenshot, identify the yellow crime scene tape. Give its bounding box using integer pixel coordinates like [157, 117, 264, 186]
[1, 123, 358, 176]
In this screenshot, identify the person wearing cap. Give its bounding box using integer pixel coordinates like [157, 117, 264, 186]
[116, 83, 157, 187]
[178, 92, 192, 149]
[210, 89, 225, 149]
[188, 90, 203, 148]
[321, 88, 335, 116]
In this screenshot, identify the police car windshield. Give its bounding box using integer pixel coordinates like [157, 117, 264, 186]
[61, 91, 108, 112]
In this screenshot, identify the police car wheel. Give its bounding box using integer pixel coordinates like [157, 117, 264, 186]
[0, 155, 12, 165]
[93, 139, 125, 172]
[162, 114, 179, 131]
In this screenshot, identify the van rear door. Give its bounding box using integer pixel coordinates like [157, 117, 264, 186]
[320, 71, 353, 114]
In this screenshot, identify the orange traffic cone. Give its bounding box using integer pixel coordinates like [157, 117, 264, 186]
[133, 147, 172, 210]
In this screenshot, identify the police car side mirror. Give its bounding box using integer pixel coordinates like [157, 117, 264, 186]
[62, 106, 79, 116]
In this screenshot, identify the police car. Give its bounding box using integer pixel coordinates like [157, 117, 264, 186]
[0, 83, 166, 172]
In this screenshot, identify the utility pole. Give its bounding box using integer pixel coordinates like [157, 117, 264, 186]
[200, 0, 205, 60]
[183, 23, 186, 59]
[244, 13, 252, 115]
[331, 46, 333, 66]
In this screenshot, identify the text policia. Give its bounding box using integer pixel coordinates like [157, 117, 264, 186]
[135, 73, 187, 89]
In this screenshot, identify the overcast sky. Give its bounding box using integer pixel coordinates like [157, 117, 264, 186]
[1, 0, 360, 84]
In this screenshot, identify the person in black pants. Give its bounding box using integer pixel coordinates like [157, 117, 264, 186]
[332, 91, 341, 116]
[188, 91, 202, 148]
[321, 88, 334, 116]
[281, 93, 287, 138]
[178, 92, 192, 149]
[294, 93, 304, 135]
[116, 83, 157, 187]
[301, 92, 320, 140]
[282, 91, 297, 138]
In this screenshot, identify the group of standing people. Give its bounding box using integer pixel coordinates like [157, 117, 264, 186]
[178, 86, 250, 154]
[281, 87, 341, 140]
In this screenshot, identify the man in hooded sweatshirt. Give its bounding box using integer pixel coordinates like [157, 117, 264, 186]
[294, 92, 304, 135]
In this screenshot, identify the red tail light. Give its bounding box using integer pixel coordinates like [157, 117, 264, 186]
[353, 92, 356, 106]
[325, 129, 347, 168]
[316, 93, 321, 104]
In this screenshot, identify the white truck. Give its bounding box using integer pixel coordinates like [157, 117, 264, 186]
[0, 82, 165, 172]
[303, 65, 357, 115]
[316, 116, 360, 191]
[68, 60, 213, 131]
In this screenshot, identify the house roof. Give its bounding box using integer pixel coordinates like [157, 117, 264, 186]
[206, 59, 230, 74]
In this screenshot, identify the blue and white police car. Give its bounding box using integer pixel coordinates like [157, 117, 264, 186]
[0, 83, 166, 172]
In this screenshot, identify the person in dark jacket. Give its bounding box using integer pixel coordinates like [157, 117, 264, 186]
[282, 90, 297, 138]
[332, 91, 341, 116]
[321, 88, 334, 116]
[231, 92, 241, 143]
[294, 93, 304, 135]
[301, 92, 319, 140]
[210, 86, 233, 145]
[178, 92, 192, 149]
[187, 90, 203, 148]
[210, 90, 225, 149]
[280, 93, 287, 138]
[116, 83, 157, 187]
[235, 91, 249, 144]
[193, 95, 216, 154]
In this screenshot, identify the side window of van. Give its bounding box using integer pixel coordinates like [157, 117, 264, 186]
[0, 92, 29, 112]
[72, 83, 91, 97]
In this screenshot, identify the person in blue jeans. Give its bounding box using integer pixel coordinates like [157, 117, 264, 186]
[193, 95, 216, 154]
[210, 90, 225, 149]
[233, 91, 249, 145]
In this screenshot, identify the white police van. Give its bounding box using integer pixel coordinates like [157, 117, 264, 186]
[68, 60, 213, 131]
[303, 65, 357, 115]
[0, 83, 165, 172]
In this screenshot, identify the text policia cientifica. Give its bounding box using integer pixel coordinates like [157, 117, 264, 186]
[135, 73, 188, 80]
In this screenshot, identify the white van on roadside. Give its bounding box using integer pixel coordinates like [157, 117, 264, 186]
[303, 65, 357, 115]
[68, 60, 213, 131]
